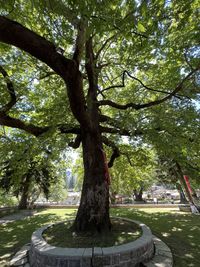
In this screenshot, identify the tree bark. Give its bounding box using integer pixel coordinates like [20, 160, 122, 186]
[175, 162, 194, 203]
[133, 187, 144, 202]
[73, 37, 112, 232]
[176, 183, 188, 204]
[18, 174, 31, 210]
[74, 130, 111, 232]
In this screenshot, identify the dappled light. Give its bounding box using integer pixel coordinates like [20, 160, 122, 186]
[0, 208, 200, 266]
[111, 207, 200, 267]
[0, 209, 77, 266]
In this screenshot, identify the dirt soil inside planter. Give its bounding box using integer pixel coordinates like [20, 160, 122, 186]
[43, 218, 142, 248]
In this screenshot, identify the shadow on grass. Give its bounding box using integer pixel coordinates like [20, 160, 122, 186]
[1, 208, 200, 267]
[0, 209, 77, 266]
[111, 208, 200, 267]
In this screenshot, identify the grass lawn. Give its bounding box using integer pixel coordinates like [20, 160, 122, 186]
[0, 207, 199, 267]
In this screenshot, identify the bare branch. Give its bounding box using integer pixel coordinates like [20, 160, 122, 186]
[102, 71, 127, 92]
[102, 70, 185, 98]
[184, 53, 195, 71]
[98, 99, 139, 109]
[99, 114, 129, 130]
[99, 67, 200, 110]
[0, 66, 17, 112]
[95, 34, 117, 60]
[126, 73, 183, 98]
[121, 152, 134, 167]
[100, 125, 145, 136]
[130, 30, 148, 39]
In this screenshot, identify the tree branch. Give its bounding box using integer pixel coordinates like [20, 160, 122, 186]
[85, 37, 96, 97]
[0, 112, 81, 137]
[0, 16, 89, 128]
[0, 65, 17, 112]
[58, 125, 81, 134]
[121, 152, 134, 167]
[100, 125, 130, 136]
[99, 67, 200, 110]
[102, 136, 120, 168]
[68, 134, 82, 149]
[95, 34, 117, 60]
[101, 70, 127, 93]
[184, 52, 195, 71]
[98, 99, 139, 110]
[73, 20, 86, 66]
[0, 16, 74, 79]
[0, 112, 49, 136]
[102, 70, 186, 98]
[39, 71, 56, 80]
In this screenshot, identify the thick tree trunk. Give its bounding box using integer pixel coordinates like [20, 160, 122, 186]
[73, 128, 111, 232]
[18, 175, 31, 209]
[133, 187, 144, 202]
[73, 37, 112, 232]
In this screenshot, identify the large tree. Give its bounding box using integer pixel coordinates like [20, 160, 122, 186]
[0, 1, 199, 231]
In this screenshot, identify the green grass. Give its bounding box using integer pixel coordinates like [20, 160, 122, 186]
[43, 218, 141, 247]
[111, 207, 200, 267]
[0, 207, 199, 267]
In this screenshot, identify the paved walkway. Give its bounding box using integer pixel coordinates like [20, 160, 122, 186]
[0, 210, 36, 224]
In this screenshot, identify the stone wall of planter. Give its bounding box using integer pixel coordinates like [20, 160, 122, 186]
[29, 217, 154, 267]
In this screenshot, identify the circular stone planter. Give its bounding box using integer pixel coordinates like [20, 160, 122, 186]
[29, 217, 154, 267]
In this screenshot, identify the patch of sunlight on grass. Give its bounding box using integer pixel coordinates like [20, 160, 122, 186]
[188, 235, 194, 238]
[4, 241, 18, 248]
[161, 232, 171, 237]
[1, 208, 200, 267]
[190, 226, 199, 231]
[172, 227, 183, 232]
[39, 208, 77, 218]
[137, 208, 179, 213]
[0, 253, 11, 259]
[185, 254, 194, 258]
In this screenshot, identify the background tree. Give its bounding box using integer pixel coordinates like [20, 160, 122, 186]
[0, 1, 199, 232]
[110, 144, 156, 202]
[0, 127, 71, 209]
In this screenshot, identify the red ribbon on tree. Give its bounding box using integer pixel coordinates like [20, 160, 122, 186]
[184, 175, 193, 194]
[101, 149, 111, 185]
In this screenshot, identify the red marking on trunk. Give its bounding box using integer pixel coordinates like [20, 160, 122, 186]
[184, 175, 193, 194]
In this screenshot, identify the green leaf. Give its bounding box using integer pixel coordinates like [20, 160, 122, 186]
[137, 22, 146, 32]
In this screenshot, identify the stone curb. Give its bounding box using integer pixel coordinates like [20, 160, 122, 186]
[143, 235, 173, 267]
[10, 231, 173, 267]
[10, 244, 31, 267]
[29, 218, 154, 267]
